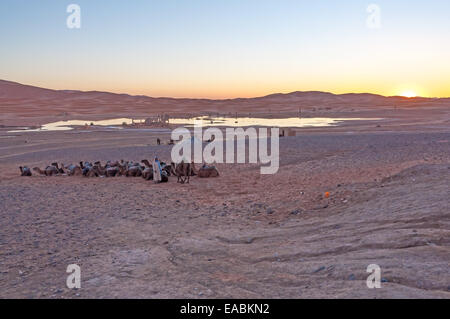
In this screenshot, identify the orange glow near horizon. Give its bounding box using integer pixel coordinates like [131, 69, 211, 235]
[20, 77, 445, 100]
[400, 90, 418, 98]
[5, 72, 446, 99]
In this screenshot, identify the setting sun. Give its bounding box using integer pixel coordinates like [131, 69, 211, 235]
[400, 90, 418, 98]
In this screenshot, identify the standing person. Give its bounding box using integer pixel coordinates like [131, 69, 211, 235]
[152, 157, 162, 183]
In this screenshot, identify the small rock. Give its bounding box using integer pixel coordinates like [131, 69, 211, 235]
[266, 208, 274, 214]
[313, 266, 326, 273]
[245, 238, 255, 244]
[291, 209, 302, 215]
[348, 274, 356, 280]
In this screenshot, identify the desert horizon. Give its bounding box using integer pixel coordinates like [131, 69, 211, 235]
[3, 78, 450, 100]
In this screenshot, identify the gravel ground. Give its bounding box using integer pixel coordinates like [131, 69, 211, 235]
[0, 128, 449, 298]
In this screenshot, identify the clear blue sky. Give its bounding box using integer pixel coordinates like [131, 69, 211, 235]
[1, 0, 449, 98]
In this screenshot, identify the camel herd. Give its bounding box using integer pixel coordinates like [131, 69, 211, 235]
[19, 160, 219, 184]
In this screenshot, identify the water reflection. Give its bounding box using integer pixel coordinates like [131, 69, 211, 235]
[169, 116, 378, 128]
[8, 118, 137, 133]
[8, 116, 379, 133]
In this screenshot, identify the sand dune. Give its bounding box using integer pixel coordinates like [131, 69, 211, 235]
[1, 80, 449, 127]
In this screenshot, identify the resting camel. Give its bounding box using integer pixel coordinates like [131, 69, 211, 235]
[51, 163, 65, 175]
[93, 161, 120, 177]
[141, 160, 154, 180]
[196, 164, 220, 178]
[80, 162, 99, 177]
[123, 162, 143, 177]
[19, 166, 32, 176]
[106, 166, 120, 177]
[160, 162, 173, 176]
[80, 161, 90, 175]
[65, 164, 83, 176]
[85, 166, 100, 178]
[106, 160, 120, 167]
[33, 165, 59, 176]
[160, 170, 169, 183]
[171, 161, 191, 184]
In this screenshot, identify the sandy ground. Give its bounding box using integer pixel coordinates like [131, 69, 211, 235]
[0, 87, 449, 298]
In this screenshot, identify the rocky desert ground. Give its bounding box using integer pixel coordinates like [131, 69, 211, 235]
[0, 81, 449, 299]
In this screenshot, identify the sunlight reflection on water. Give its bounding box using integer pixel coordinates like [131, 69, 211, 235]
[8, 116, 380, 133]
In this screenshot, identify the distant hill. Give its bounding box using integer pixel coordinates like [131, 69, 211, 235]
[0, 79, 448, 122]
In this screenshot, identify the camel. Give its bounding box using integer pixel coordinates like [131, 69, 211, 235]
[141, 160, 154, 180]
[80, 162, 99, 177]
[80, 161, 90, 176]
[65, 164, 83, 176]
[161, 170, 169, 183]
[33, 165, 59, 176]
[106, 160, 121, 168]
[93, 162, 108, 177]
[171, 161, 191, 184]
[196, 164, 220, 178]
[89, 161, 119, 177]
[51, 163, 65, 175]
[124, 162, 143, 177]
[105, 166, 120, 177]
[19, 166, 32, 176]
[160, 162, 173, 176]
[117, 163, 127, 176]
[85, 165, 100, 178]
[110, 160, 125, 176]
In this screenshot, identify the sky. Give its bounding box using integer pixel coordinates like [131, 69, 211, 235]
[1, 0, 449, 98]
